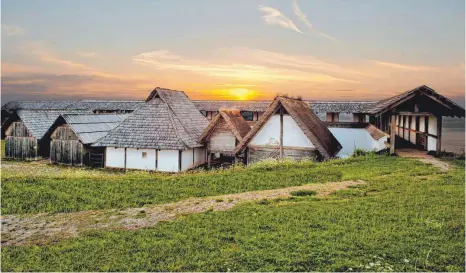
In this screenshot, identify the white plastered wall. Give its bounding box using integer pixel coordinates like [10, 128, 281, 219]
[157, 150, 180, 172]
[126, 148, 156, 171]
[427, 116, 437, 151]
[410, 117, 416, 144]
[194, 147, 206, 167]
[181, 148, 194, 171]
[105, 147, 125, 168]
[250, 115, 314, 148]
[329, 128, 387, 158]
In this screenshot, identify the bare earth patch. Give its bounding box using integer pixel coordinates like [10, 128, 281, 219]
[1, 180, 364, 246]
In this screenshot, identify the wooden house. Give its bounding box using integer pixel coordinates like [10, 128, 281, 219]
[2, 109, 89, 160]
[234, 96, 342, 164]
[47, 114, 128, 166]
[364, 85, 465, 154]
[198, 109, 251, 166]
[93, 88, 209, 172]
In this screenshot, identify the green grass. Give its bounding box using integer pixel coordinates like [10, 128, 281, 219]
[1, 155, 436, 215]
[1, 155, 464, 271]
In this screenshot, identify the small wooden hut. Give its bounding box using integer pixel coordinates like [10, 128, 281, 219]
[93, 87, 209, 172]
[48, 114, 128, 166]
[2, 109, 88, 160]
[234, 96, 342, 164]
[198, 109, 251, 166]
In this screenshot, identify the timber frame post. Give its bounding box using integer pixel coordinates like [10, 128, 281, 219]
[436, 115, 442, 155]
[390, 115, 396, 154]
[124, 148, 127, 171]
[279, 106, 284, 158]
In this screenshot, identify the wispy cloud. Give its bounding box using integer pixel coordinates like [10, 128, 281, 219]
[374, 61, 438, 71]
[292, 1, 338, 41]
[132, 48, 359, 84]
[76, 51, 98, 58]
[258, 5, 303, 34]
[2, 24, 25, 36]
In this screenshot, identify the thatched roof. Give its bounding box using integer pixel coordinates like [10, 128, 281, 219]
[10, 109, 91, 140]
[366, 85, 465, 117]
[67, 100, 143, 111]
[193, 100, 271, 112]
[193, 100, 375, 114]
[93, 88, 209, 149]
[1, 101, 76, 112]
[234, 96, 342, 159]
[309, 101, 375, 114]
[198, 109, 251, 143]
[2, 100, 144, 112]
[52, 114, 129, 144]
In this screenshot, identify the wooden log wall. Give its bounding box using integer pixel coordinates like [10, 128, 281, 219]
[4, 121, 38, 160]
[50, 139, 84, 165]
[5, 137, 38, 160]
[6, 121, 30, 137]
[50, 125, 84, 165]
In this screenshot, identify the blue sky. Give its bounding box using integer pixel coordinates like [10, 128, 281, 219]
[2, 0, 464, 103]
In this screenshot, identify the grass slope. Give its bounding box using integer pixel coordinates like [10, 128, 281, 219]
[1, 155, 464, 271]
[1, 156, 433, 215]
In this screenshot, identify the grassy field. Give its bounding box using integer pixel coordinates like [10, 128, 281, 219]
[1, 155, 464, 271]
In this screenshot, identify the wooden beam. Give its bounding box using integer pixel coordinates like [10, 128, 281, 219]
[436, 116, 442, 155]
[249, 144, 317, 151]
[378, 93, 417, 116]
[178, 150, 182, 172]
[395, 112, 433, 116]
[124, 148, 127, 170]
[155, 149, 158, 170]
[390, 115, 396, 154]
[207, 150, 211, 168]
[279, 106, 284, 159]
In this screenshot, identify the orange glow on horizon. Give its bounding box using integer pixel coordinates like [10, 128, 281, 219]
[206, 88, 262, 100]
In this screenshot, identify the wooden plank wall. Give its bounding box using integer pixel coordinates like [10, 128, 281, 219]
[248, 146, 319, 164]
[209, 119, 237, 152]
[5, 137, 38, 160]
[50, 139, 84, 165]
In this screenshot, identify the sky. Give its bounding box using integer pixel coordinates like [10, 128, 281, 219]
[1, 0, 465, 104]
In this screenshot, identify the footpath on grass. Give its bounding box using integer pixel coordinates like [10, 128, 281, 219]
[1, 180, 364, 246]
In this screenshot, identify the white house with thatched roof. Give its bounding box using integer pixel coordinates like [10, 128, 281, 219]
[234, 96, 342, 163]
[93, 88, 209, 172]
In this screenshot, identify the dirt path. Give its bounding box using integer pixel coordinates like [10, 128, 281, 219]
[396, 149, 450, 171]
[1, 180, 364, 246]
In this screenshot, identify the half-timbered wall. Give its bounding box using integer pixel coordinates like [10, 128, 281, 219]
[393, 114, 438, 151]
[250, 115, 315, 148]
